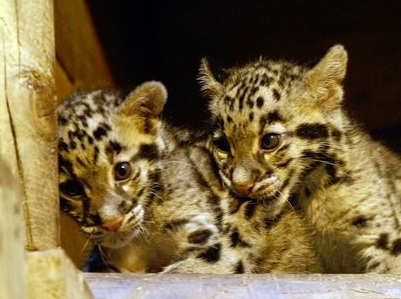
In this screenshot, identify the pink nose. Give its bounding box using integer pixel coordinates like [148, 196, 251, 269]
[101, 216, 123, 231]
[234, 184, 253, 197]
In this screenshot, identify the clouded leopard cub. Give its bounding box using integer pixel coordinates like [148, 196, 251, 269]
[58, 81, 320, 273]
[199, 45, 401, 273]
[58, 81, 241, 273]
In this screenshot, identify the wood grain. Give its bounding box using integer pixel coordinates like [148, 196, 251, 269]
[1, 0, 59, 251]
[0, 161, 27, 299]
[27, 248, 94, 299]
[84, 273, 401, 299]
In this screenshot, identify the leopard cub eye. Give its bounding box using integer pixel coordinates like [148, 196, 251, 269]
[114, 162, 132, 181]
[261, 133, 281, 150]
[60, 180, 84, 198]
[213, 136, 231, 153]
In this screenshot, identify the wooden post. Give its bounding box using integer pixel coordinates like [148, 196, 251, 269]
[0, 162, 28, 299]
[1, 0, 58, 251]
[1, 1, 94, 298]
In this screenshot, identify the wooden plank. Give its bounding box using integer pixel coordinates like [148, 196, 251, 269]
[54, 0, 115, 90]
[0, 161, 27, 299]
[27, 248, 94, 299]
[1, 0, 59, 250]
[84, 273, 401, 299]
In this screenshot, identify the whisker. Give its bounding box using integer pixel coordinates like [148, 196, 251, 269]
[80, 238, 92, 257]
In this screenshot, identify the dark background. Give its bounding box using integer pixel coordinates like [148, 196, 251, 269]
[86, 0, 401, 152]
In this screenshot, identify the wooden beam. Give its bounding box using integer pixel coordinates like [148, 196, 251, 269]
[27, 248, 94, 299]
[1, 0, 59, 250]
[0, 161, 27, 299]
[84, 273, 401, 299]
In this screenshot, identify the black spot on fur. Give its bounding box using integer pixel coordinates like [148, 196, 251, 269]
[256, 96, 264, 108]
[245, 200, 257, 219]
[296, 123, 329, 140]
[331, 129, 342, 141]
[93, 125, 108, 140]
[251, 86, 259, 97]
[246, 98, 254, 109]
[391, 239, 401, 255]
[109, 141, 122, 155]
[376, 233, 389, 250]
[59, 139, 69, 151]
[87, 135, 94, 145]
[197, 243, 221, 263]
[188, 229, 213, 245]
[138, 144, 159, 161]
[70, 141, 77, 150]
[59, 116, 68, 125]
[230, 229, 240, 247]
[230, 229, 250, 248]
[93, 146, 99, 163]
[235, 261, 245, 273]
[272, 89, 281, 101]
[238, 92, 245, 111]
[267, 110, 283, 123]
[352, 216, 367, 228]
[249, 112, 254, 122]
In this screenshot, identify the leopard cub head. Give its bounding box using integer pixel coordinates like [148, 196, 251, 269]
[199, 45, 348, 216]
[58, 81, 167, 248]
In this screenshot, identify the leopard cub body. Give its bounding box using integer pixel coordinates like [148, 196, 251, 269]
[58, 81, 240, 273]
[58, 81, 320, 273]
[199, 45, 401, 273]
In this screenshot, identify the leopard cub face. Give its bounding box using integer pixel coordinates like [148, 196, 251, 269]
[58, 82, 167, 248]
[200, 46, 347, 217]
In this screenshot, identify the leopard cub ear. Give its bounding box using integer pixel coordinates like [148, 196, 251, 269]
[306, 44, 348, 111]
[199, 57, 228, 97]
[118, 81, 167, 117]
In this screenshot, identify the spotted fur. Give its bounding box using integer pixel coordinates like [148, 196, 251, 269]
[58, 81, 242, 273]
[199, 45, 401, 273]
[58, 81, 320, 273]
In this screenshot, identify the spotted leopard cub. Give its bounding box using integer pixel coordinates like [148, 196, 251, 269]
[199, 45, 401, 273]
[58, 81, 240, 273]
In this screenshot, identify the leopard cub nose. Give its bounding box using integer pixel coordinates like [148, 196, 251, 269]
[233, 183, 253, 197]
[101, 216, 123, 231]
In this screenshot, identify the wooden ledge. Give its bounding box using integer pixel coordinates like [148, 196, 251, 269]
[27, 248, 94, 299]
[84, 272, 401, 299]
